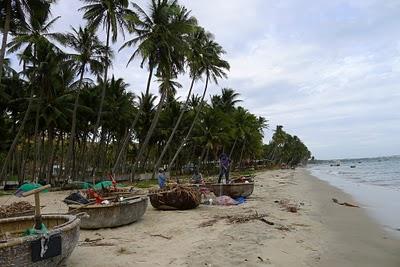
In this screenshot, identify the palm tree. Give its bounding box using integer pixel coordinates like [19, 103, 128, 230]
[168, 34, 230, 171]
[153, 27, 211, 173]
[79, 0, 135, 176]
[0, 1, 57, 180]
[120, 1, 196, 178]
[60, 25, 111, 179]
[6, 2, 61, 67]
[0, 0, 54, 81]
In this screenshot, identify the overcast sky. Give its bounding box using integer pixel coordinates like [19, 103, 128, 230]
[8, 0, 400, 159]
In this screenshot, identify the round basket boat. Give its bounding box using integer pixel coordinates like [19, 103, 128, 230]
[0, 214, 80, 267]
[68, 196, 148, 230]
[149, 185, 201, 210]
[210, 182, 255, 198]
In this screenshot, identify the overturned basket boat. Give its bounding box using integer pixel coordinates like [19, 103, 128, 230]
[210, 182, 255, 198]
[149, 185, 201, 210]
[68, 196, 148, 229]
[0, 214, 80, 267]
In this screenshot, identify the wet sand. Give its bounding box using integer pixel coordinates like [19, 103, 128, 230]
[1, 169, 399, 266]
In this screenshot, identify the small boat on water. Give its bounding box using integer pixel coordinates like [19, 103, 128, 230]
[0, 214, 80, 267]
[210, 182, 254, 198]
[68, 196, 148, 229]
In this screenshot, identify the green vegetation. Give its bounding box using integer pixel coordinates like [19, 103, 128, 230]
[263, 126, 311, 167]
[133, 179, 159, 189]
[0, 0, 311, 185]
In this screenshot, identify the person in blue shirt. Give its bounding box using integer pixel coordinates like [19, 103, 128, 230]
[158, 168, 167, 188]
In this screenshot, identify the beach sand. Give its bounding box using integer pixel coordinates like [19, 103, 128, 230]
[1, 169, 399, 266]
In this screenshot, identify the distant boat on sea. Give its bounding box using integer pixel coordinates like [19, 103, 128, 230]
[330, 160, 341, 167]
[350, 165, 356, 168]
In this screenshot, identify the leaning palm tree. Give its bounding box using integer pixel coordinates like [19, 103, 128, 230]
[119, 1, 196, 178]
[60, 25, 111, 179]
[0, 1, 57, 180]
[167, 36, 230, 172]
[79, 0, 135, 177]
[153, 27, 211, 173]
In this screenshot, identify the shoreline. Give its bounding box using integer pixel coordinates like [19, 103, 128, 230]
[1, 169, 399, 266]
[300, 169, 400, 266]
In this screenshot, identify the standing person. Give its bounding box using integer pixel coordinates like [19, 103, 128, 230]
[218, 153, 231, 184]
[158, 168, 167, 188]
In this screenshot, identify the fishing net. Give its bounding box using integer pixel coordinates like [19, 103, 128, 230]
[149, 185, 201, 210]
[0, 201, 35, 219]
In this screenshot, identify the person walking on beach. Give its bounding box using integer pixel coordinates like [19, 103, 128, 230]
[218, 153, 231, 184]
[158, 168, 167, 188]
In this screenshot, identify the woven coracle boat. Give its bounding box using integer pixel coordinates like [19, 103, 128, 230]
[210, 182, 255, 198]
[0, 214, 80, 267]
[68, 196, 148, 229]
[149, 185, 201, 210]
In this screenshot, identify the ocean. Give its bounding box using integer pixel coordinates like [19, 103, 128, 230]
[308, 156, 400, 237]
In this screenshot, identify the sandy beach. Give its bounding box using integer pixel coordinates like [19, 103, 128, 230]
[1, 169, 399, 267]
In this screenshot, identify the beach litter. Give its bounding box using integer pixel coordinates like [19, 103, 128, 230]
[275, 199, 301, 213]
[332, 198, 359, 208]
[0, 201, 34, 218]
[215, 196, 239, 206]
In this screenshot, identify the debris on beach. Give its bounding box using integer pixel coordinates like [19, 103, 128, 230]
[216, 196, 239, 206]
[0, 201, 34, 218]
[149, 184, 201, 210]
[275, 199, 301, 213]
[199, 211, 274, 227]
[332, 198, 359, 208]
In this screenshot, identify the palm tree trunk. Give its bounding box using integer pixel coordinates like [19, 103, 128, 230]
[167, 75, 210, 172]
[90, 18, 111, 180]
[0, 0, 11, 81]
[31, 106, 40, 182]
[112, 67, 153, 174]
[0, 93, 34, 182]
[238, 139, 246, 169]
[154, 77, 196, 174]
[66, 65, 85, 179]
[229, 137, 238, 159]
[131, 90, 167, 180]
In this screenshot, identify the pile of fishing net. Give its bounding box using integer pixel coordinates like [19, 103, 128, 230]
[149, 184, 201, 210]
[0, 201, 34, 219]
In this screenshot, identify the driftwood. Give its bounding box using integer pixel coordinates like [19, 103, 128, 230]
[0, 201, 34, 219]
[332, 198, 359, 208]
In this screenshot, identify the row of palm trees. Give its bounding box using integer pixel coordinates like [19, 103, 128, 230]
[263, 126, 311, 167]
[0, 0, 274, 184]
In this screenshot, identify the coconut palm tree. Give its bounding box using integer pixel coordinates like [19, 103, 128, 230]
[120, 1, 196, 178]
[0, 0, 55, 81]
[168, 34, 230, 171]
[0, 2, 58, 180]
[79, 0, 135, 173]
[60, 25, 111, 179]
[6, 2, 61, 67]
[153, 27, 212, 173]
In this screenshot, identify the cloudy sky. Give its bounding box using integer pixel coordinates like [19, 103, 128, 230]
[10, 0, 400, 159]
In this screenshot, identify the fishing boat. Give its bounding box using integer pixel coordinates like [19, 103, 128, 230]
[149, 185, 201, 210]
[0, 214, 80, 267]
[68, 196, 148, 229]
[210, 182, 255, 198]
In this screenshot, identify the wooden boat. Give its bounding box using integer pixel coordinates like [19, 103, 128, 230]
[149, 185, 201, 210]
[0, 214, 80, 267]
[68, 196, 147, 229]
[210, 182, 255, 198]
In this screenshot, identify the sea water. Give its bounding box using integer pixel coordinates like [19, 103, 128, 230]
[308, 156, 400, 237]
